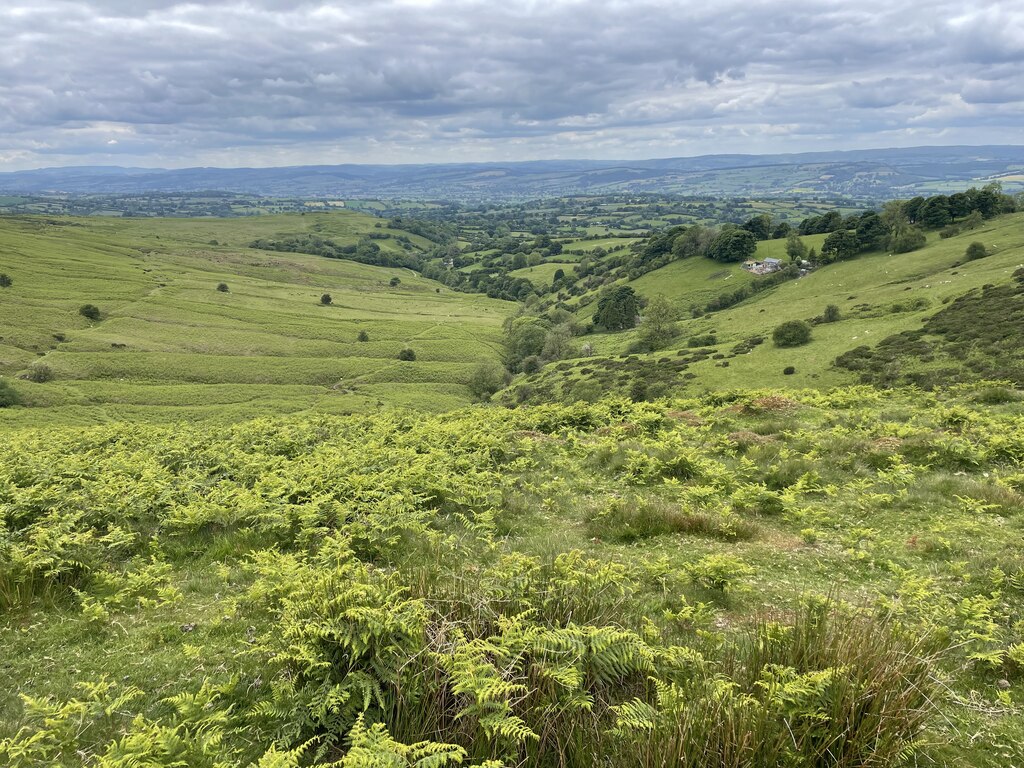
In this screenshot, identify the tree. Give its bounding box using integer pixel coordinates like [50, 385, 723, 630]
[79, 304, 101, 321]
[553, 268, 565, 283]
[820, 230, 860, 262]
[467, 362, 509, 401]
[920, 196, 951, 229]
[389, 277, 401, 287]
[671, 224, 711, 260]
[502, 316, 548, 370]
[707, 229, 757, 263]
[889, 226, 926, 254]
[594, 285, 640, 330]
[541, 327, 575, 362]
[855, 212, 888, 251]
[637, 294, 677, 350]
[965, 242, 988, 261]
[772, 222, 792, 239]
[216, 282, 229, 292]
[785, 232, 807, 262]
[397, 347, 416, 361]
[357, 330, 370, 342]
[0, 273, 12, 288]
[822, 304, 841, 323]
[741, 214, 772, 240]
[510, 252, 528, 270]
[772, 320, 812, 347]
[320, 293, 332, 305]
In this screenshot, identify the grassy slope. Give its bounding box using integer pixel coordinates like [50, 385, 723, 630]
[541, 216, 1023, 395]
[0, 214, 512, 426]
[0, 389, 1021, 765]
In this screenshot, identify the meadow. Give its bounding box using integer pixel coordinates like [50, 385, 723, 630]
[0, 213, 511, 426]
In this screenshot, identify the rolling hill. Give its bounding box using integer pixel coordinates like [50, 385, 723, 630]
[0, 212, 511, 427]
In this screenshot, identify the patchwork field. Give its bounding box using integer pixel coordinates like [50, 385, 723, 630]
[0, 214, 512, 426]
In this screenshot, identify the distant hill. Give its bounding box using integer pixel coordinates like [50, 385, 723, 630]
[2, 145, 1023, 200]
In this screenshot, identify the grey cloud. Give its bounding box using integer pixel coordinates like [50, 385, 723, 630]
[0, 0, 1021, 168]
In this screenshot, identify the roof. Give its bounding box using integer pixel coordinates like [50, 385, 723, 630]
[764, 257, 782, 265]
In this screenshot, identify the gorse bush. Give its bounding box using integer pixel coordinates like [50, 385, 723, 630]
[320, 293, 332, 305]
[0, 272, 12, 288]
[216, 282, 229, 292]
[397, 347, 416, 361]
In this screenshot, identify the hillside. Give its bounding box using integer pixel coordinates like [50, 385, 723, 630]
[508, 213, 1024, 403]
[1, 388, 1021, 766]
[0, 213, 511, 426]
[2, 146, 1023, 200]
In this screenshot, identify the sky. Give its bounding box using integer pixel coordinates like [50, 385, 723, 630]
[1, 0, 1022, 170]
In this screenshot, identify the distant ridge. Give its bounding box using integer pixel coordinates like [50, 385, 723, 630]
[2, 145, 1022, 200]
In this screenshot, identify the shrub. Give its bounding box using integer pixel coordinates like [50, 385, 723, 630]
[520, 355, 542, 374]
[320, 293, 332, 305]
[965, 241, 988, 261]
[772, 320, 812, 348]
[22, 364, 54, 383]
[821, 304, 841, 323]
[0, 273, 11, 288]
[397, 348, 416, 361]
[0, 379, 20, 407]
[357, 330, 370, 342]
[783, 366, 796, 375]
[79, 304, 101, 320]
[467, 362, 509, 401]
[216, 282, 229, 292]
[389, 276, 401, 287]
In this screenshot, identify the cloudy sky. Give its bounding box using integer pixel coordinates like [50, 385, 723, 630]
[1, 0, 1022, 169]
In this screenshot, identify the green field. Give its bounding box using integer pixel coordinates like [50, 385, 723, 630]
[524, 215, 1024, 399]
[0, 213, 512, 426]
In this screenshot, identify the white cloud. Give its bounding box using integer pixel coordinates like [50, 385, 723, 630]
[0, 0, 1020, 169]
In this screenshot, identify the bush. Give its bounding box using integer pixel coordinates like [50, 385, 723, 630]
[79, 304, 101, 321]
[389, 277, 401, 287]
[320, 293, 332, 305]
[0, 379, 20, 407]
[821, 304, 841, 323]
[965, 242, 988, 261]
[783, 366, 796, 375]
[772, 320, 812, 348]
[357, 330, 369, 342]
[397, 348, 416, 361]
[216, 282, 229, 292]
[0, 273, 12, 288]
[467, 362, 509, 401]
[520, 355, 542, 374]
[22, 364, 54, 383]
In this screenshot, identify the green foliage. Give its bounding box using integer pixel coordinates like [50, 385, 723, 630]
[707, 229, 758, 263]
[595, 286, 640, 331]
[79, 304, 101, 321]
[821, 304, 841, 323]
[321, 293, 333, 305]
[0, 273, 12, 288]
[22, 363, 54, 383]
[965, 241, 988, 261]
[398, 348, 417, 361]
[820, 229, 860, 262]
[467, 362, 509, 401]
[0, 379, 21, 406]
[217, 282, 229, 292]
[772, 320, 812, 348]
